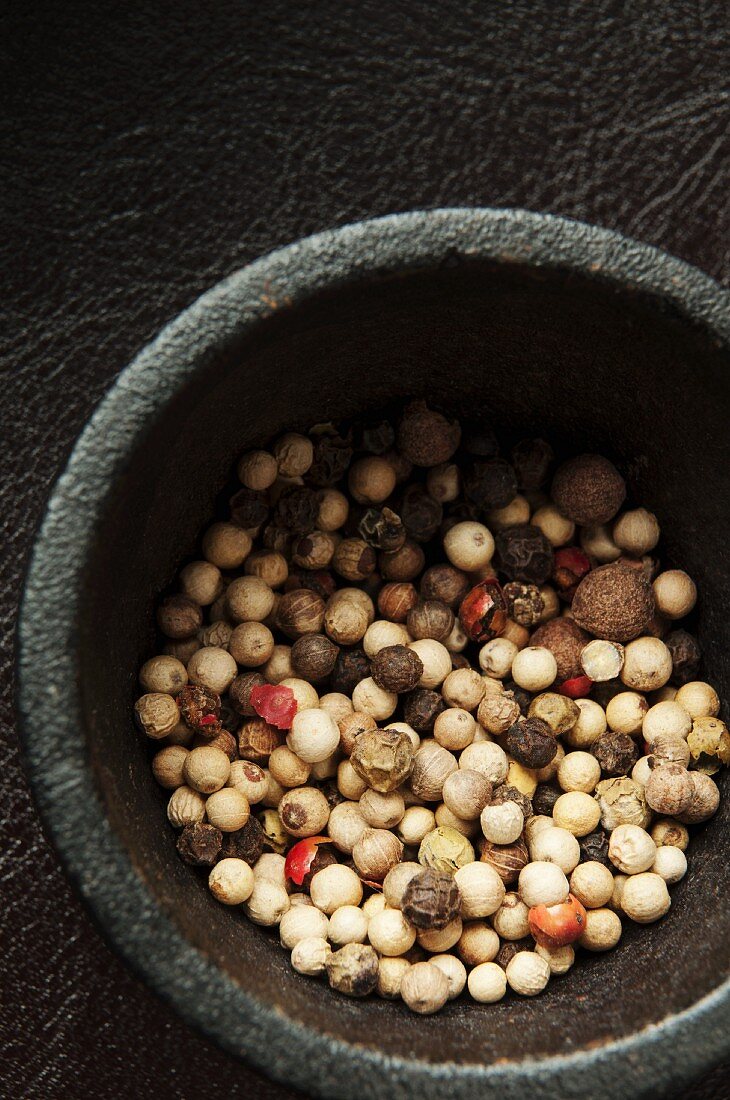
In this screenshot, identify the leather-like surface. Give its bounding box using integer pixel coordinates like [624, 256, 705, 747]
[1, 1, 728, 1097]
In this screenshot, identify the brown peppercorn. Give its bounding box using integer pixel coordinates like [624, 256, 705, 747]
[307, 433, 354, 486]
[222, 815, 266, 865]
[496, 524, 554, 585]
[290, 634, 339, 682]
[326, 943, 379, 997]
[551, 454, 626, 526]
[533, 783, 562, 817]
[511, 439, 554, 491]
[157, 595, 203, 639]
[503, 582, 544, 627]
[420, 564, 470, 609]
[338, 710, 377, 756]
[353, 827, 404, 881]
[273, 485, 319, 534]
[229, 671, 267, 717]
[665, 629, 702, 686]
[410, 744, 458, 801]
[505, 719, 557, 769]
[571, 562, 655, 643]
[397, 400, 461, 467]
[676, 772, 720, 824]
[358, 506, 406, 551]
[229, 486, 269, 529]
[479, 837, 529, 885]
[284, 569, 336, 601]
[178, 684, 222, 735]
[377, 582, 418, 624]
[399, 485, 443, 543]
[401, 869, 462, 930]
[592, 731, 639, 777]
[350, 728, 414, 793]
[332, 538, 377, 582]
[478, 691, 522, 735]
[330, 647, 371, 695]
[491, 784, 533, 820]
[645, 764, 694, 816]
[371, 644, 424, 693]
[529, 618, 591, 684]
[176, 822, 223, 866]
[578, 829, 611, 867]
[403, 688, 446, 732]
[194, 728, 238, 761]
[407, 600, 454, 642]
[238, 718, 283, 762]
[464, 459, 518, 511]
[379, 539, 426, 582]
[277, 588, 326, 639]
[291, 531, 335, 570]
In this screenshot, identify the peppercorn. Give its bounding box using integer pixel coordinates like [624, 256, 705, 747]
[479, 837, 529, 885]
[551, 547, 591, 602]
[222, 815, 266, 865]
[496, 524, 554, 585]
[229, 486, 270, 529]
[135, 693, 180, 740]
[419, 827, 475, 874]
[328, 647, 370, 696]
[176, 822, 223, 866]
[502, 582, 544, 627]
[595, 777, 651, 831]
[403, 688, 445, 732]
[357, 506, 406, 551]
[157, 595, 203, 640]
[665, 629, 702, 686]
[401, 869, 461, 930]
[178, 684, 222, 735]
[506, 718, 557, 769]
[407, 600, 454, 642]
[325, 942, 379, 996]
[290, 634, 339, 683]
[459, 580, 508, 643]
[420, 564, 470, 609]
[307, 433, 354, 486]
[238, 718, 282, 762]
[491, 784, 534, 820]
[332, 538, 377, 583]
[686, 717, 730, 774]
[572, 562, 655, 643]
[495, 937, 533, 969]
[277, 588, 326, 639]
[551, 454, 626, 526]
[676, 772, 720, 824]
[399, 484, 443, 543]
[379, 540, 426, 582]
[592, 731, 639, 776]
[464, 459, 518, 511]
[370, 644, 423, 693]
[284, 569, 337, 601]
[528, 692, 580, 735]
[357, 415, 395, 454]
[511, 438, 554, 491]
[350, 728, 414, 792]
[533, 783, 562, 817]
[353, 827, 404, 880]
[376, 582, 417, 624]
[273, 486, 319, 535]
[578, 829, 611, 867]
[397, 400, 461, 467]
[530, 618, 590, 684]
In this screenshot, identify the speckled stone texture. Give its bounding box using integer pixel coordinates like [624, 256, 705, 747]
[2, 1, 728, 1098]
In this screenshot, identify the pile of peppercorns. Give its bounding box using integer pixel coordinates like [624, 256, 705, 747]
[135, 401, 728, 1014]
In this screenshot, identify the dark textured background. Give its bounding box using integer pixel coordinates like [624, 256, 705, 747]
[2, 2, 728, 1097]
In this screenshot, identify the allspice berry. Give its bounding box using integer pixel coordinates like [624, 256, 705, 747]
[530, 618, 590, 684]
[290, 634, 339, 682]
[397, 400, 461, 467]
[402, 869, 461, 930]
[551, 454, 626, 526]
[326, 943, 379, 997]
[572, 563, 655, 643]
[350, 728, 414, 792]
[371, 645, 424, 693]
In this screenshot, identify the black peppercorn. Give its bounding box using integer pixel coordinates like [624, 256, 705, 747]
[261, 524, 293, 554]
[330, 647, 371, 695]
[403, 688, 446, 732]
[229, 671, 267, 717]
[357, 416, 396, 455]
[274, 486, 320, 535]
[496, 524, 554, 584]
[358, 506, 406, 551]
[399, 484, 443, 543]
[371, 644, 424, 693]
[306, 431, 353, 487]
[291, 634, 339, 682]
[157, 595, 203, 640]
[420, 564, 470, 609]
[505, 718, 558, 769]
[590, 679, 627, 709]
[176, 822, 223, 866]
[222, 816, 266, 865]
[229, 487, 269, 529]
[503, 681, 532, 716]
[461, 422, 500, 458]
[592, 731, 639, 776]
[464, 459, 518, 511]
[510, 438, 554, 491]
[491, 783, 534, 820]
[178, 684, 222, 734]
[401, 869, 461, 930]
[532, 782, 562, 816]
[503, 582, 544, 628]
[578, 829, 611, 868]
[666, 629, 702, 686]
[496, 937, 534, 969]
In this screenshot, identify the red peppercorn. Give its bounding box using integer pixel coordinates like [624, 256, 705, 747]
[284, 837, 332, 886]
[528, 894, 587, 949]
[458, 580, 508, 643]
[552, 547, 591, 601]
[250, 684, 298, 730]
[558, 674, 593, 698]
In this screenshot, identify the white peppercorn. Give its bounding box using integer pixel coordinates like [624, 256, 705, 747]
[397, 805, 437, 846]
[620, 637, 672, 692]
[287, 708, 340, 763]
[569, 861, 614, 908]
[652, 570, 697, 620]
[511, 647, 558, 692]
[139, 656, 189, 696]
[310, 864, 363, 914]
[460, 741, 509, 786]
[291, 936, 331, 976]
[179, 561, 224, 606]
[416, 916, 463, 953]
[167, 785, 206, 828]
[279, 903, 330, 948]
[327, 802, 368, 854]
[187, 646, 238, 694]
[430, 953, 467, 998]
[518, 862, 570, 908]
[205, 788, 250, 832]
[433, 708, 477, 751]
[377, 956, 411, 999]
[480, 802, 524, 846]
[208, 858, 255, 905]
[327, 905, 369, 946]
[368, 908, 417, 956]
[650, 818, 689, 851]
[642, 700, 692, 743]
[674, 681, 720, 720]
[408, 639, 452, 689]
[441, 667, 486, 711]
[651, 845, 687, 884]
[492, 893, 531, 940]
[467, 961, 508, 1003]
[579, 907, 623, 950]
[353, 828, 403, 881]
[621, 872, 671, 923]
[505, 952, 550, 996]
[608, 824, 657, 874]
[528, 827, 581, 874]
[535, 943, 575, 975]
[457, 921, 500, 966]
[442, 769, 492, 820]
[557, 752, 601, 794]
[479, 637, 518, 679]
[400, 961, 450, 1014]
[244, 880, 291, 926]
[135, 693, 181, 739]
[552, 791, 601, 836]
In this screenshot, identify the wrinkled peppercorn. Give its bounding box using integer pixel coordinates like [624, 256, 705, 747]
[178, 684, 222, 734]
[464, 458, 518, 511]
[307, 433, 354, 486]
[407, 599, 455, 642]
[532, 783, 562, 817]
[222, 816, 266, 865]
[399, 484, 443, 542]
[351, 728, 414, 792]
[229, 672, 267, 717]
[496, 937, 534, 969]
[358, 417, 395, 455]
[401, 869, 462, 930]
[503, 681, 533, 716]
[592, 731, 639, 776]
[503, 582, 544, 627]
[491, 784, 534, 821]
[461, 423, 500, 458]
[403, 688, 446, 732]
[371, 644, 424, 693]
[326, 943, 379, 997]
[274, 486, 320, 535]
[330, 647, 371, 695]
[397, 400, 462, 467]
[510, 438, 554, 491]
[176, 822, 223, 866]
[578, 829, 611, 868]
[666, 629, 702, 686]
[262, 524, 293, 554]
[229, 487, 269, 529]
[420, 564, 470, 609]
[505, 719, 558, 769]
[496, 524, 554, 584]
[358, 506, 406, 551]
